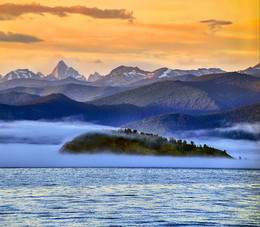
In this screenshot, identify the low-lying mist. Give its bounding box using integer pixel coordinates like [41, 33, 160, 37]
[166, 122, 260, 161]
[0, 121, 259, 168]
[170, 123, 260, 141]
[0, 120, 112, 144]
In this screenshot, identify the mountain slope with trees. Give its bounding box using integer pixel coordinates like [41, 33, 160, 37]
[0, 92, 40, 105]
[122, 102, 260, 135]
[90, 72, 260, 113]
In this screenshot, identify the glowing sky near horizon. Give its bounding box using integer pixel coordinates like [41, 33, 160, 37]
[0, 0, 259, 77]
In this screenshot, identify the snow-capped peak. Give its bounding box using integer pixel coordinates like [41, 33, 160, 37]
[159, 68, 172, 78]
[3, 69, 40, 81]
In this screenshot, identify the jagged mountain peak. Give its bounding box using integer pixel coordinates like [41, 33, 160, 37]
[88, 72, 102, 82]
[57, 60, 67, 67]
[47, 60, 86, 81]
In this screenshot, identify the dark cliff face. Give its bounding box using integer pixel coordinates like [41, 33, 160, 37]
[60, 130, 233, 158]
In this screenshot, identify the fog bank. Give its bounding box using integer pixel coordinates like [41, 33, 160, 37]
[0, 121, 259, 168]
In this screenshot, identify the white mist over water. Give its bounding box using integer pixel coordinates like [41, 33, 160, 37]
[166, 123, 260, 161]
[0, 121, 259, 168]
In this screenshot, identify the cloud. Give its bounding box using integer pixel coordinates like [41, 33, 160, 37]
[0, 31, 43, 43]
[93, 59, 103, 64]
[0, 3, 135, 22]
[200, 19, 232, 31]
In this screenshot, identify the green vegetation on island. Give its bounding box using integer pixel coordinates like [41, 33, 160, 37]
[60, 129, 233, 158]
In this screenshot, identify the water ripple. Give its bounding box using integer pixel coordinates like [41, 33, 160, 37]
[0, 168, 259, 226]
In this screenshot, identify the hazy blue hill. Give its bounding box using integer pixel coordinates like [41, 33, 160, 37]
[91, 80, 221, 113]
[0, 83, 127, 102]
[122, 102, 260, 134]
[188, 72, 260, 110]
[0, 79, 49, 90]
[0, 94, 164, 126]
[90, 72, 260, 113]
[0, 77, 90, 90]
[0, 91, 40, 105]
[190, 72, 259, 90]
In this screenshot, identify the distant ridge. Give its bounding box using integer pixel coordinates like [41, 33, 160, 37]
[92, 65, 225, 86]
[0, 93, 163, 126]
[122, 102, 260, 134]
[19, 93, 74, 106]
[0, 77, 90, 91]
[90, 72, 260, 113]
[0, 83, 127, 102]
[0, 91, 40, 105]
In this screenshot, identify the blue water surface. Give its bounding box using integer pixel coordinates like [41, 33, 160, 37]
[0, 168, 259, 226]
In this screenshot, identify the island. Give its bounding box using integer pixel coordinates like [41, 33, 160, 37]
[60, 129, 233, 158]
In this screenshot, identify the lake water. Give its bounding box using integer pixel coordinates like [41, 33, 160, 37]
[0, 168, 259, 226]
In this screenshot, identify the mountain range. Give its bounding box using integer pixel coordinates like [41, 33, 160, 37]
[0, 92, 258, 134]
[91, 65, 225, 87]
[3, 69, 41, 81]
[1, 60, 259, 87]
[0, 60, 227, 86]
[0, 61, 259, 131]
[1, 60, 88, 82]
[90, 72, 260, 114]
[2, 71, 258, 113]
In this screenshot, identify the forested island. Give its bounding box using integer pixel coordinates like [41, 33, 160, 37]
[60, 129, 233, 158]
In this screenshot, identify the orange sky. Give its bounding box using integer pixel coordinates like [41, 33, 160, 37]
[0, 0, 259, 77]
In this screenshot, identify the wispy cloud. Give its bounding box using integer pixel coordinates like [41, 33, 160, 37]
[93, 59, 103, 64]
[0, 3, 135, 22]
[200, 19, 232, 31]
[0, 31, 43, 43]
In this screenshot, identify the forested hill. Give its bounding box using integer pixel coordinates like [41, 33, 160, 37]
[60, 129, 233, 158]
